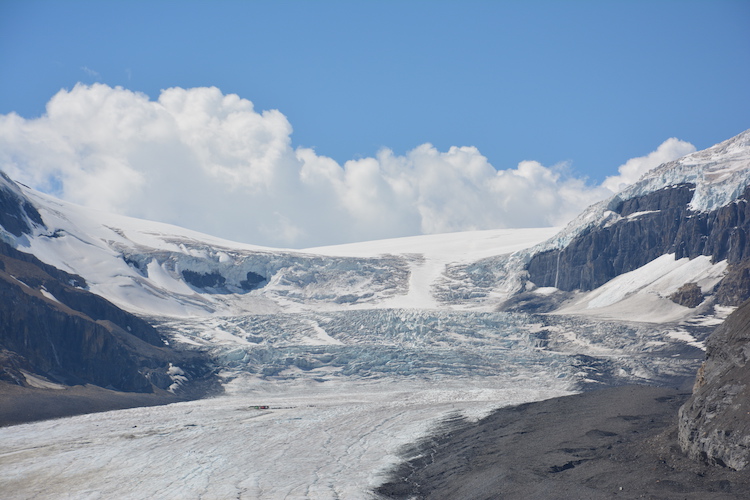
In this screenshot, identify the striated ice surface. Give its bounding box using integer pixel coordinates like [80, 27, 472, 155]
[0, 377, 572, 500]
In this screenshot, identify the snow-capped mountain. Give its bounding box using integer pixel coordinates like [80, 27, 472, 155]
[5, 125, 750, 324]
[529, 128, 750, 254]
[511, 129, 750, 320]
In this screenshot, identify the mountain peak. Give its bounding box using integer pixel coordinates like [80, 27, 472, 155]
[621, 128, 750, 213]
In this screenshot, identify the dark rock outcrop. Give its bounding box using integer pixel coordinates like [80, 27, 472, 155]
[0, 240, 162, 347]
[240, 271, 266, 290]
[527, 184, 750, 305]
[715, 261, 750, 306]
[0, 242, 172, 392]
[0, 348, 35, 386]
[678, 299, 750, 470]
[0, 233, 217, 396]
[182, 269, 266, 291]
[0, 242, 219, 396]
[182, 269, 226, 289]
[0, 171, 44, 237]
[670, 282, 705, 308]
[497, 290, 573, 313]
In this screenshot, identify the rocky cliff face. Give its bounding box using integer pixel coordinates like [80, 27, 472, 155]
[678, 298, 750, 470]
[527, 183, 750, 305]
[0, 240, 180, 392]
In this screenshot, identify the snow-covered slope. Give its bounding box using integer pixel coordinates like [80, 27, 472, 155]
[632, 129, 750, 213]
[553, 254, 728, 323]
[7, 186, 558, 317]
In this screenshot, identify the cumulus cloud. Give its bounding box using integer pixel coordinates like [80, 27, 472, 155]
[0, 84, 694, 248]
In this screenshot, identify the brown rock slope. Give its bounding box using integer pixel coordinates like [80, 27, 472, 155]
[679, 298, 750, 470]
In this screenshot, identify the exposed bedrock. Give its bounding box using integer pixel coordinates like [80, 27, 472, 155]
[0, 171, 44, 238]
[182, 269, 227, 289]
[527, 183, 750, 305]
[181, 269, 268, 291]
[670, 282, 705, 308]
[0, 240, 215, 394]
[678, 298, 750, 470]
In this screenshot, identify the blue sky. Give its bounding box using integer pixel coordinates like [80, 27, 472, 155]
[1, 1, 749, 247]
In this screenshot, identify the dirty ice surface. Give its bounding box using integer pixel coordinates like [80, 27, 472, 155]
[0, 377, 571, 500]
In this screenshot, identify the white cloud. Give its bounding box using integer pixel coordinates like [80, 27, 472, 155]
[0, 84, 695, 248]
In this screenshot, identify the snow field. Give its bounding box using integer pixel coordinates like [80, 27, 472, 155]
[552, 254, 727, 323]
